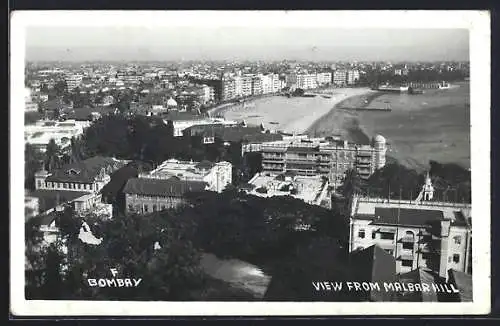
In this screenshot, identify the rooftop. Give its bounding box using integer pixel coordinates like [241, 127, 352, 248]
[29, 189, 89, 213]
[352, 196, 471, 227]
[123, 177, 208, 197]
[246, 173, 327, 205]
[45, 156, 125, 183]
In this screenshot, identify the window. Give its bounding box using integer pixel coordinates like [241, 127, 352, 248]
[37, 181, 42, 188]
[453, 254, 460, 263]
[402, 242, 414, 250]
[372, 232, 376, 239]
[78, 184, 81, 189]
[161, 205, 166, 211]
[63, 183, 68, 189]
[380, 232, 395, 240]
[153, 205, 157, 212]
[358, 229, 365, 239]
[384, 249, 394, 255]
[454, 236, 462, 245]
[128, 205, 134, 212]
[402, 260, 413, 267]
[144, 205, 149, 213]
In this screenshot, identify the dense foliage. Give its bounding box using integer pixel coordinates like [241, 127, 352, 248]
[340, 161, 471, 203]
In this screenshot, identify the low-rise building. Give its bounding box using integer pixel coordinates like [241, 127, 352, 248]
[245, 172, 330, 207]
[123, 177, 208, 214]
[163, 112, 239, 137]
[138, 158, 232, 193]
[24, 119, 91, 153]
[348, 177, 472, 278]
[34, 156, 126, 193]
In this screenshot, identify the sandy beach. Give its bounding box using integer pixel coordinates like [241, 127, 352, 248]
[216, 88, 375, 134]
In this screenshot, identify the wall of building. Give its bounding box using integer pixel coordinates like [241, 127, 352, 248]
[125, 193, 185, 214]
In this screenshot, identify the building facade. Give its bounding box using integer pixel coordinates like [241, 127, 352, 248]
[123, 177, 208, 214]
[333, 70, 347, 86]
[138, 158, 232, 193]
[34, 156, 125, 194]
[243, 134, 387, 189]
[348, 178, 472, 278]
[347, 70, 360, 85]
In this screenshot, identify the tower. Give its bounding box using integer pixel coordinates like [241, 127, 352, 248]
[422, 172, 434, 201]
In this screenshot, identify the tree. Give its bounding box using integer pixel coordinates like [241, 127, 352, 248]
[340, 169, 363, 199]
[54, 80, 68, 98]
[25, 215, 66, 299]
[45, 139, 61, 172]
[292, 88, 305, 97]
[25, 143, 44, 190]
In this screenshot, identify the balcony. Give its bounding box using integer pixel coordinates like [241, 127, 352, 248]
[397, 254, 414, 261]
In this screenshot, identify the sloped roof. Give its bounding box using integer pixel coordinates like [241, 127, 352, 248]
[46, 156, 123, 183]
[123, 177, 208, 197]
[350, 245, 397, 301]
[398, 268, 442, 302]
[30, 189, 89, 212]
[100, 164, 140, 199]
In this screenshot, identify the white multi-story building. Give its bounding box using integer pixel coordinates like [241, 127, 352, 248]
[65, 74, 83, 91]
[348, 177, 472, 278]
[201, 84, 215, 104]
[347, 70, 360, 85]
[272, 74, 282, 93]
[242, 75, 253, 97]
[316, 72, 332, 86]
[261, 74, 273, 94]
[296, 74, 318, 90]
[333, 70, 347, 86]
[243, 134, 387, 189]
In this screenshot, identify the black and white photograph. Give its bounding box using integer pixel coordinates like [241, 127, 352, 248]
[10, 10, 490, 316]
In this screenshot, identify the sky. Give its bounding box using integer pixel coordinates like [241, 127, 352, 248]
[25, 27, 469, 62]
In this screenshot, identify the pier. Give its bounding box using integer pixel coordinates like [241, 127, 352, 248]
[338, 107, 392, 112]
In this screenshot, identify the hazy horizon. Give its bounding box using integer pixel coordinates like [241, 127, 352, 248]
[26, 27, 469, 62]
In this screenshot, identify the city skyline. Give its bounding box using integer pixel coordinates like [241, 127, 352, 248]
[26, 27, 469, 62]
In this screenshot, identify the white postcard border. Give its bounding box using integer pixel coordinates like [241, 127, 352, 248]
[10, 10, 491, 316]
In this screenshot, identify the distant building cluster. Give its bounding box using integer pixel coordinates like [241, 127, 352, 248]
[221, 73, 284, 101]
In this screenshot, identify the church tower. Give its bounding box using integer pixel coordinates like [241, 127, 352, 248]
[422, 171, 435, 201]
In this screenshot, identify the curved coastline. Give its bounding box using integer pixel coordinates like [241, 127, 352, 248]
[306, 83, 470, 171]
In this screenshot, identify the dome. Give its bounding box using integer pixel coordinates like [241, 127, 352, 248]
[373, 134, 386, 143]
[166, 97, 178, 107]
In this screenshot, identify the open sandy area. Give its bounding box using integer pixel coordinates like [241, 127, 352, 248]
[216, 88, 375, 134]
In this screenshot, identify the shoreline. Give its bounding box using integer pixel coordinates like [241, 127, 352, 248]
[306, 91, 383, 144]
[217, 87, 375, 134]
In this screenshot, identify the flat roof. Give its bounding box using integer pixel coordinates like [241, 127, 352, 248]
[247, 174, 326, 204]
[353, 197, 471, 226]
